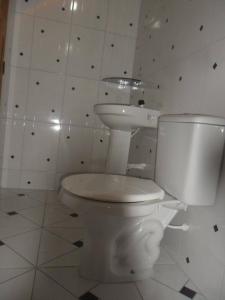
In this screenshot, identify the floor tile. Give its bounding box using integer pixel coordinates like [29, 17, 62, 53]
[0, 188, 47, 203]
[0, 212, 38, 239]
[38, 230, 75, 265]
[19, 206, 45, 226]
[42, 249, 81, 267]
[152, 264, 189, 291]
[0, 269, 35, 300]
[0, 268, 33, 284]
[32, 270, 78, 300]
[43, 205, 71, 226]
[91, 283, 142, 300]
[41, 266, 98, 297]
[46, 227, 85, 243]
[136, 278, 189, 300]
[0, 194, 43, 212]
[0, 245, 32, 268]
[3, 229, 42, 265]
[156, 247, 176, 265]
[49, 216, 84, 228]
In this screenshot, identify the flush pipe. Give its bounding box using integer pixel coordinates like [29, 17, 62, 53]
[167, 224, 190, 231]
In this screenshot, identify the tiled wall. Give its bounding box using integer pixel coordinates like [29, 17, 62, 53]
[133, 0, 225, 299]
[0, 0, 141, 190]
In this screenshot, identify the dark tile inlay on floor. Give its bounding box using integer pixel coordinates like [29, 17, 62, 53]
[73, 240, 83, 248]
[0, 240, 5, 246]
[79, 292, 99, 300]
[17, 193, 26, 197]
[7, 211, 18, 216]
[180, 286, 197, 299]
[70, 212, 79, 218]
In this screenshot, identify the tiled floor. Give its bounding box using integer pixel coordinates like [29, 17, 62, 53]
[0, 188, 207, 300]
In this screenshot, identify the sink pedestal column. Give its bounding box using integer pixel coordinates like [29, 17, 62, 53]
[106, 130, 131, 175]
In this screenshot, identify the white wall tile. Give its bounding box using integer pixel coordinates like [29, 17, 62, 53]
[67, 25, 104, 79]
[35, 0, 73, 23]
[7, 67, 29, 119]
[20, 170, 56, 190]
[31, 18, 70, 73]
[15, 0, 37, 16]
[21, 122, 60, 172]
[107, 0, 141, 37]
[2, 119, 24, 170]
[62, 76, 98, 126]
[57, 125, 93, 173]
[11, 14, 34, 68]
[102, 33, 136, 78]
[72, 0, 108, 30]
[1, 169, 21, 189]
[91, 129, 110, 172]
[26, 70, 65, 123]
[2, 0, 142, 189]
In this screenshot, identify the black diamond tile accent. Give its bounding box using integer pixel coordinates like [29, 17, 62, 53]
[7, 211, 18, 216]
[180, 286, 197, 299]
[70, 213, 79, 218]
[186, 256, 190, 264]
[79, 292, 99, 300]
[213, 62, 218, 70]
[214, 224, 219, 232]
[0, 240, 5, 246]
[73, 240, 83, 248]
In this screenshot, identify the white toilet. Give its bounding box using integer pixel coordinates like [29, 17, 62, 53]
[60, 114, 225, 282]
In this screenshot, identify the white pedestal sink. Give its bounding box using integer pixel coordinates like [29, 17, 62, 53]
[94, 104, 161, 175]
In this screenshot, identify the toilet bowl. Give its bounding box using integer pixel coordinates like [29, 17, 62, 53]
[60, 114, 225, 282]
[60, 173, 181, 282]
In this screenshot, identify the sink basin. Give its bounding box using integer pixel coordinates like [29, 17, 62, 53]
[94, 104, 160, 131]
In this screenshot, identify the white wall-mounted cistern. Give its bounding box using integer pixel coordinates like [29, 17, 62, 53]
[94, 103, 161, 175]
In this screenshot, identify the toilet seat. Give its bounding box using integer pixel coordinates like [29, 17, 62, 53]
[61, 173, 165, 203]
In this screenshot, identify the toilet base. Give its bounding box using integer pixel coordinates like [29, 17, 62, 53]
[79, 212, 163, 282]
[60, 189, 178, 283]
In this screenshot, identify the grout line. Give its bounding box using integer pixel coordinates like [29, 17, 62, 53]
[38, 265, 95, 299]
[30, 184, 50, 299]
[38, 246, 80, 268]
[0, 267, 34, 286]
[134, 282, 145, 300]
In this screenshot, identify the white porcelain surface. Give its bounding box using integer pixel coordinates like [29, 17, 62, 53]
[62, 173, 164, 203]
[95, 104, 160, 131]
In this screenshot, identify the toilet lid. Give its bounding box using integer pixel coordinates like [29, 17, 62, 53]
[62, 173, 165, 203]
